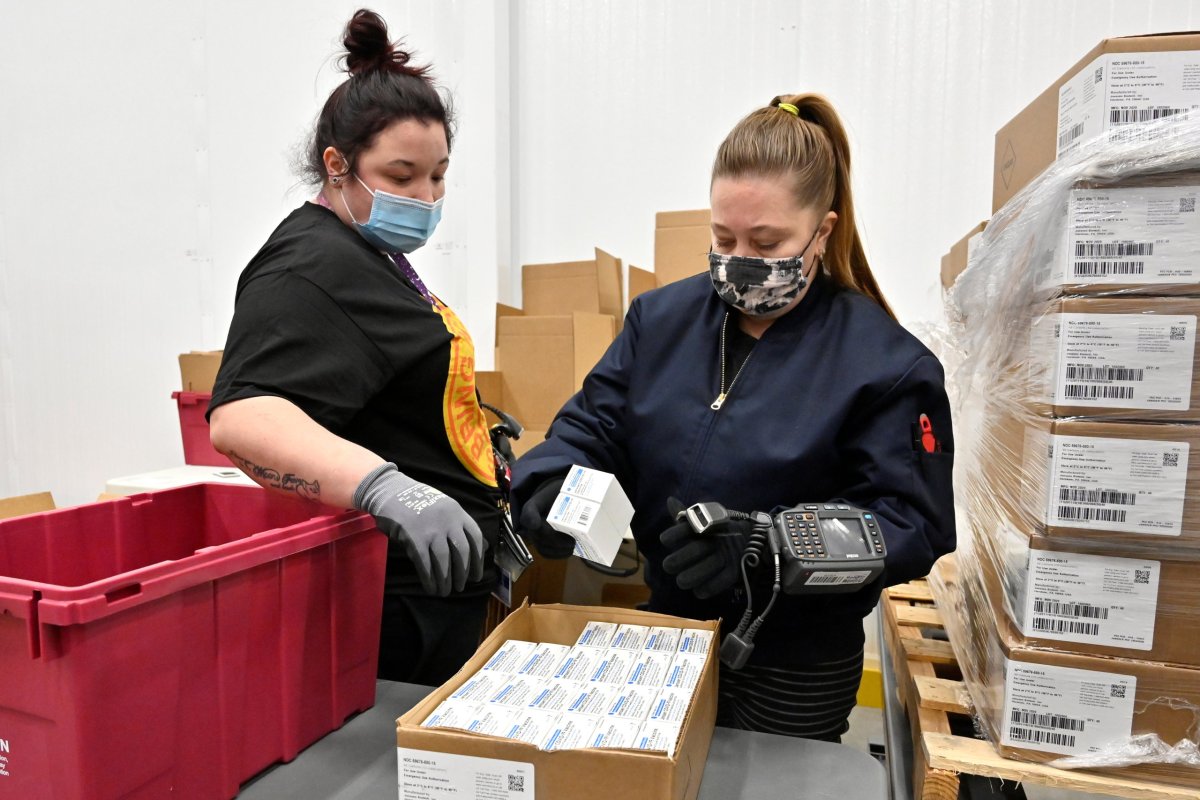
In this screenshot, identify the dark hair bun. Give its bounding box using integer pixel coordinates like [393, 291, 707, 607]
[341, 8, 428, 77]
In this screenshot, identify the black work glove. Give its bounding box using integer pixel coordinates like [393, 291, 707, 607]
[516, 476, 577, 559]
[660, 497, 753, 599]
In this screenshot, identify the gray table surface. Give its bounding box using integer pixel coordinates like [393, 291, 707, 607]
[240, 680, 886, 799]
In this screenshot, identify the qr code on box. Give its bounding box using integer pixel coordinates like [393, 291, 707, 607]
[1164, 452, 1180, 467]
[1111, 684, 1127, 699]
[1181, 197, 1196, 213]
[508, 774, 525, 792]
[1135, 569, 1151, 585]
[1171, 326, 1187, 341]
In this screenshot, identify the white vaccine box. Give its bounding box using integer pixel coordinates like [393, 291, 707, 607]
[540, 713, 599, 751]
[604, 686, 657, 721]
[677, 628, 714, 656]
[526, 679, 584, 713]
[503, 709, 560, 747]
[588, 718, 642, 749]
[420, 699, 480, 731]
[517, 642, 572, 678]
[552, 647, 601, 683]
[564, 683, 620, 716]
[481, 639, 539, 674]
[462, 704, 520, 737]
[644, 626, 683, 653]
[648, 687, 693, 724]
[547, 465, 634, 566]
[487, 676, 543, 708]
[610, 624, 650, 651]
[625, 652, 674, 688]
[664, 653, 706, 693]
[588, 648, 637, 685]
[448, 672, 501, 703]
[635, 720, 683, 755]
[575, 620, 618, 649]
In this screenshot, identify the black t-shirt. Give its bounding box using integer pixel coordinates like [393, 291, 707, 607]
[210, 202, 501, 596]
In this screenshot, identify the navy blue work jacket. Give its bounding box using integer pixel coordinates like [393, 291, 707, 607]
[511, 272, 956, 666]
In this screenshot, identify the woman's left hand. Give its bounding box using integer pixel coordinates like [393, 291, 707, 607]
[660, 497, 753, 599]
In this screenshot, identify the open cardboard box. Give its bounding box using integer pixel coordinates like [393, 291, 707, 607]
[655, 210, 710, 287]
[178, 350, 223, 393]
[522, 249, 624, 330]
[397, 602, 719, 800]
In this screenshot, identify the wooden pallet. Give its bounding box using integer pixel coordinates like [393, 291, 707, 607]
[881, 576, 1198, 800]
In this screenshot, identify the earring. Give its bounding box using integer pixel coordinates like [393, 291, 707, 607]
[330, 176, 341, 185]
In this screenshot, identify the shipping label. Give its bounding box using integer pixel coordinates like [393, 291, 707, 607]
[1045, 314, 1195, 409]
[1062, 187, 1200, 284]
[1001, 661, 1136, 757]
[1045, 434, 1188, 535]
[1022, 549, 1160, 650]
[399, 748, 534, 799]
[1058, 51, 1200, 157]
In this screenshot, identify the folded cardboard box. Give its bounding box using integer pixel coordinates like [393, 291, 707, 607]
[655, 210, 710, 287]
[522, 249, 624, 329]
[993, 33, 1200, 212]
[178, 350, 223, 393]
[628, 265, 657, 306]
[396, 603, 718, 800]
[933, 555, 1200, 789]
[495, 312, 616, 430]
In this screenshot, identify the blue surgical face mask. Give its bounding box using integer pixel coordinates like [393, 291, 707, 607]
[343, 175, 443, 254]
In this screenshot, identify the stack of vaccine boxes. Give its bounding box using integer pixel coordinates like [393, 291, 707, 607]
[420, 621, 712, 756]
[943, 34, 1200, 789]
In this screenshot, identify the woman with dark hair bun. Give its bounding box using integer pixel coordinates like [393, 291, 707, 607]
[208, 9, 499, 684]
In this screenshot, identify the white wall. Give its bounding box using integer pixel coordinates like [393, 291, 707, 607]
[2, 1, 1199, 506]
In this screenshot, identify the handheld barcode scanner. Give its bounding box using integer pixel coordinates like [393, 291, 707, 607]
[680, 501, 887, 669]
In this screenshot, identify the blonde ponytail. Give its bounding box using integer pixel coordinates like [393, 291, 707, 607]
[712, 93, 895, 319]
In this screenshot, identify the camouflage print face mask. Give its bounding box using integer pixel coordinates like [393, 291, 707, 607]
[707, 220, 823, 316]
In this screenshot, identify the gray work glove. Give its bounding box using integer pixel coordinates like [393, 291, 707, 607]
[353, 463, 485, 597]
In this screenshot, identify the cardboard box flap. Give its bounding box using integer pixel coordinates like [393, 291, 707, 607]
[0, 492, 56, 520]
[656, 210, 711, 228]
[572, 312, 616, 388]
[594, 247, 624, 321]
[628, 266, 657, 306]
[522, 260, 603, 317]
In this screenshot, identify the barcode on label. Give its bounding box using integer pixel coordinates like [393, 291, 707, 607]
[508, 773, 525, 792]
[1063, 384, 1134, 400]
[1033, 599, 1111, 619]
[1032, 617, 1101, 636]
[1059, 122, 1086, 149]
[1010, 709, 1087, 732]
[805, 573, 842, 585]
[1111, 684, 1127, 698]
[1171, 326, 1187, 341]
[1074, 242, 1153, 258]
[1063, 364, 1144, 382]
[1135, 569, 1151, 585]
[1009, 726, 1077, 749]
[1057, 505, 1127, 523]
[1072, 260, 1145, 276]
[1109, 107, 1188, 124]
[578, 507, 591, 524]
[1057, 487, 1136, 506]
[1164, 451, 1180, 467]
[1182, 197, 1197, 213]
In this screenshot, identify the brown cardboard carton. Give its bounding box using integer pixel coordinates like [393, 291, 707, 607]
[396, 602, 718, 800]
[1028, 296, 1200, 420]
[496, 312, 616, 430]
[934, 556, 1200, 789]
[628, 265, 657, 306]
[992, 33, 1200, 212]
[0, 492, 55, 520]
[977, 410, 1200, 558]
[178, 351, 223, 393]
[655, 210, 710, 287]
[521, 249, 623, 325]
[940, 222, 987, 290]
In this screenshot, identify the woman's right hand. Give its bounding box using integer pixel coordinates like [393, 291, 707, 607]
[354, 463, 486, 596]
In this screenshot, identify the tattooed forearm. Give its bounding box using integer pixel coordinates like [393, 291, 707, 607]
[229, 451, 321, 501]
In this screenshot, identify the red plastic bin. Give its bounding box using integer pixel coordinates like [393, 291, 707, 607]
[0, 484, 386, 800]
[172, 391, 233, 467]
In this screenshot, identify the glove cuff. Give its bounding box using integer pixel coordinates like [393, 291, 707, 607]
[352, 462, 397, 511]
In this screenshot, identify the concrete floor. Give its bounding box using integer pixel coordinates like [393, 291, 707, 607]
[843, 705, 1107, 800]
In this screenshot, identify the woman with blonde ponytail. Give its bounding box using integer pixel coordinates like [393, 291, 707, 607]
[513, 94, 955, 741]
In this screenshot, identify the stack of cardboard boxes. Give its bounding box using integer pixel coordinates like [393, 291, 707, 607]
[939, 33, 1200, 788]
